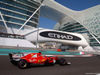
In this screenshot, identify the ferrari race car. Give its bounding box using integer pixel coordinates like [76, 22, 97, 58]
[9, 52, 71, 69]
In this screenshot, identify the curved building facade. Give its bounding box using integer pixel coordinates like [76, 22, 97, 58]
[0, 0, 41, 33]
[38, 0, 100, 49]
[0, 0, 100, 49]
[54, 5, 100, 48]
[0, 0, 43, 47]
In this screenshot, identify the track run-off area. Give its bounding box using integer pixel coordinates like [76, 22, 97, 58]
[0, 55, 100, 75]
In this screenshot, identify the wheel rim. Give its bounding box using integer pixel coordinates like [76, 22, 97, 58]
[63, 61, 66, 64]
[22, 62, 27, 67]
[19, 60, 28, 68]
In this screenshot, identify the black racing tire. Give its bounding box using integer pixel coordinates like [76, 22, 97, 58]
[18, 59, 28, 69]
[59, 58, 66, 66]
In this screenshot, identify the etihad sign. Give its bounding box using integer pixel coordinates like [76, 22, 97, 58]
[40, 31, 81, 41]
[48, 33, 73, 40]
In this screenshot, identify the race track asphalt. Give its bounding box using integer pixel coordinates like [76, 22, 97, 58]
[0, 56, 100, 75]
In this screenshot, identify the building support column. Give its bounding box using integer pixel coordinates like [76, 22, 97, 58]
[90, 32, 100, 44]
[16, 4, 44, 34]
[0, 11, 8, 29]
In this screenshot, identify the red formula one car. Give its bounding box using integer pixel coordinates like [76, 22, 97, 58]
[9, 52, 71, 69]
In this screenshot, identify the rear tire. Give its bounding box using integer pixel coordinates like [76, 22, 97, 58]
[18, 59, 28, 69]
[59, 58, 66, 66]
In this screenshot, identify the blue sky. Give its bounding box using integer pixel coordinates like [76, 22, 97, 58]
[39, 0, 100, 29]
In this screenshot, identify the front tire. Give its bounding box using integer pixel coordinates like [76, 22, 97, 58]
[59, 58, 66, 66]
[18, 59, 28, 69]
